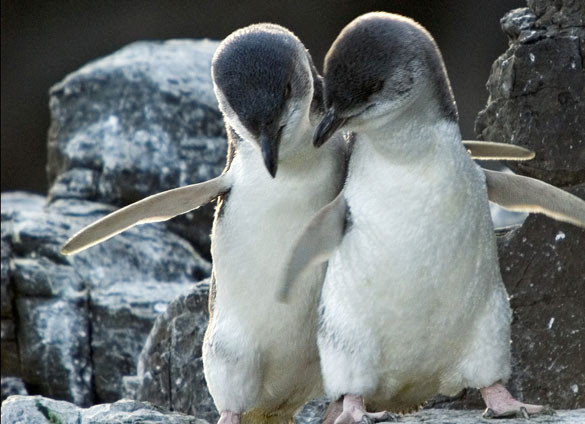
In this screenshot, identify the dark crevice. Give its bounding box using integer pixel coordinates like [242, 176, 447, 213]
[85, 283, 98, 405]
[168, 325, 174, 411]
[509, 256, 535, 292]
[8, 248, 24, 382]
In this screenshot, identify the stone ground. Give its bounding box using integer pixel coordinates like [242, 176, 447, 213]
[2, 395, 584, 424]
[396, 408, 585, 423]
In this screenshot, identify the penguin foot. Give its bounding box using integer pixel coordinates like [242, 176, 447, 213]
[334, 395, 397, 424]
[218, 410, 241, 424]
[480, 382, 555, 419]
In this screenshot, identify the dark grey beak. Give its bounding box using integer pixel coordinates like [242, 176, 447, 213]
[313, 110, 347, 148]
[260, 130, 281, 178]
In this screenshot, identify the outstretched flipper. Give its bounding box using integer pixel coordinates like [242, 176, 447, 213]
[61, 174, 232, 255]
[484, 169, 585, 228]
[277, 192, 348, 302]
[463, 140, 535, 161]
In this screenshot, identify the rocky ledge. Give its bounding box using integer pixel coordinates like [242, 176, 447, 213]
[2, 396, 585, 424]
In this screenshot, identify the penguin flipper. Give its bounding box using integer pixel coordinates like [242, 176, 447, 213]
[463, 140, 535, 161]
[60, 174, 232, 255]
[484, 169, 585, 228]
[277, 192, 347, 302]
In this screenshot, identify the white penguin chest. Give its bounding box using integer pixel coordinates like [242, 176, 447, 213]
[211, 142, 343, 321]
[324, 130, 498, 341]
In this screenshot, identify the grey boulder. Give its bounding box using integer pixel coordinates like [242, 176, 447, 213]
[1, 38, 224, 406]
[131, 281, 215, 422]
[3, 395, 584, 424]
[1, 377, 28, 403]
[1, 395, 209, 424]
[499, 185, 585, 410]
[47, 39, 227, 257]
[1, 191, 209, 405]
[475, 1, 585, 186]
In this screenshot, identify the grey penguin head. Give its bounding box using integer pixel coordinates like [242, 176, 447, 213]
[212, 23, 320, 177]
[314, 12, 458, 147]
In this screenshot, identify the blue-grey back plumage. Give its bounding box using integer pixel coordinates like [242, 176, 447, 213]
[323, 13, 457, 122]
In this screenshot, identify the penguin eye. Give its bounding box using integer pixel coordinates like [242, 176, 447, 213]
[371, 80, 384, 93]
[284, 83, 292, 100]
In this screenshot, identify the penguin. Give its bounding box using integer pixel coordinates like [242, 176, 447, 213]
[199, 24, 348, 424]
[278, 12, 585, 422]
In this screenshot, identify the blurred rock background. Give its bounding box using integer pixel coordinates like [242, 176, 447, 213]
[1, 0, 584, 422]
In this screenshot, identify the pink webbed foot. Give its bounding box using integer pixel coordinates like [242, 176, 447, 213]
[333, 395, 397, 424]
[480, 382, 555, 419]
[218, 410, 241, 424]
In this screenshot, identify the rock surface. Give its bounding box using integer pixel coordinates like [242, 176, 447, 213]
[1, 39, 224, 406]
[498, 185, 585, 410]
[1, 395, 209, 424]
[91, 281, 196, 403]
[1, 377, 28, 403]
[401, 408, 584, 423]
[1, 232, 19, 379]
[46, 39, 226, 258]
[3, 395, 585, 424]
[475, 0, 585, 186]
[131, 281, 215, 422]
[1, 191, 208, 405]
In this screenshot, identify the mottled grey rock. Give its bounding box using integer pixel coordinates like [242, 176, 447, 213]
[15, 291, 92, 406]
[1, 231, 12, 318]
[1, 194, 93, 405]
[528, 0, 585, 28]
[46, 39, 227, 258]
[1, 229, 19, 379]
[400, 408, 583, 423]
[121, 375, 140, 400]
[295, 398, 328, 424]
[1, 191, 209, 405]
[133, 281, 216, 422]
[3, 396, 583, 424]
[497, 185, 585, 410]
[91, 281, 194, 403]
[1, 377, 28, 403]
[1, 319, 19, 377]
[1, 395, 209, 424]
[3, 38, 229, 411]
[475, 2, 585, 186]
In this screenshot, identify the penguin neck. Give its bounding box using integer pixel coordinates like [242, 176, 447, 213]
[356, 96, 462, 166]
[278, 110, 320, 166]
[346, 116, 468, 212]
[235, 113, 334, 181]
